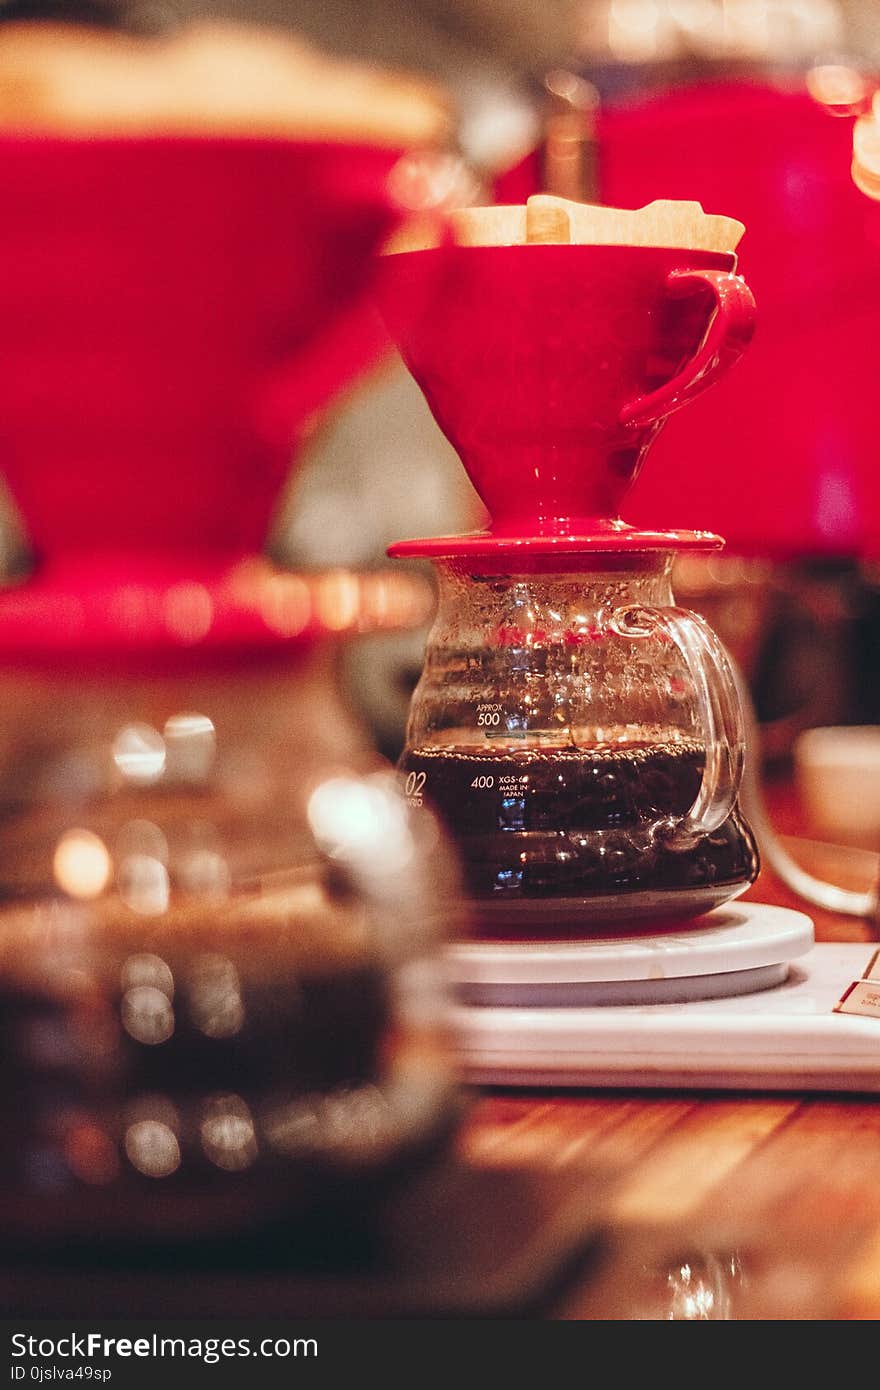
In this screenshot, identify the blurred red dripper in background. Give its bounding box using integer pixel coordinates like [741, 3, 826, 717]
[497, 78, 880, 560]
[0, 133, 452, 666]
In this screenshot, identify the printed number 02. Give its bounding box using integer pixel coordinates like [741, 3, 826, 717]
[405, 771, 426, 797]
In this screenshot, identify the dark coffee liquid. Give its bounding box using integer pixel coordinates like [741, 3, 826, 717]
[0, 883, 457, 1246]
[402, 738, 759, 930]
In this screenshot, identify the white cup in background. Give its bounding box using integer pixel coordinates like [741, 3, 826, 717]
[794, 725, 880, 850]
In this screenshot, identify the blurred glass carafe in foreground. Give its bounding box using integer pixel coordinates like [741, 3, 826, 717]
[0, 644, 458, 1244]
[0, 22, 459, 1244]
[382, 198, 761, 934]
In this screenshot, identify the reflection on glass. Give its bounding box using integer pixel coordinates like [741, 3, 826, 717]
[163, 582, 213, 644]
[121, 984, 175, 1046]
[164, 712, 217, 781]
[63, 1121, 120, 1187]
[117, 853, 170, 916]
[124, 1119, 181, 1178]
[53, 829, 112, 899]
[259, 572, 311, 637]
[112, 723, 166, 784]
[121, 952, 174, 1000]
[263, 1080, 423, 1165]
[314, 571, 361, 632]
[307, 774, 415, 880]
[806, 63, 871, 116]
[116, 820, 169, 866]
[201, 1095, 258, 1172]
[175, 847, 230, 900]
[317, 1083, 395, 1161]
[634, 1250, 744, 1319]
[188, 954, 245, 1039]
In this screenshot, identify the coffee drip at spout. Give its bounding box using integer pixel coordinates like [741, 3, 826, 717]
[381, 196, 761, 933]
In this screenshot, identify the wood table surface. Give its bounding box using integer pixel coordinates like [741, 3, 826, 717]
[457, 781, 880, 1320]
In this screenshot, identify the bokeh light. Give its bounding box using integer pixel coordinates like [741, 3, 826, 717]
[124, 1119, 181, 1178]
[53, 829, 112, 900]
[200, 1094, 258, 1172]
[121, 984, 175, 1045]
[113, 723, 166, 784]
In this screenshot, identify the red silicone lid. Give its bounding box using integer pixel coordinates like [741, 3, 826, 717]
[388, 524, 724, 562]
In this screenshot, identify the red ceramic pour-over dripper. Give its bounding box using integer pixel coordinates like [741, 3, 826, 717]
[380, 242, 756, 560]
[0, 135, 443, 666]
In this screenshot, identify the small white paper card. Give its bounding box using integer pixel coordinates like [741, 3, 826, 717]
[835, 978, 880, 1019]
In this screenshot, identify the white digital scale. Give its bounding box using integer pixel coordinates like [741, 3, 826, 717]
[448, 904, 880, 1091]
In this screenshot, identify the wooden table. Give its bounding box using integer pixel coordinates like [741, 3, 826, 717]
[458, 784, 880, 1319]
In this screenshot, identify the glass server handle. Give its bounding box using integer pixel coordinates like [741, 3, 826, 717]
[613, 604, 746, 847]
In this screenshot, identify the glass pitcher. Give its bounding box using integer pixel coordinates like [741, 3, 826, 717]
[400, 553, 759, 931]
[0, 614, 460, 1247]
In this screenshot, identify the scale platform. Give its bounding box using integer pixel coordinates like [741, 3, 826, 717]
[448, 905, 880, 1092]
[449, 903, 814, 1006]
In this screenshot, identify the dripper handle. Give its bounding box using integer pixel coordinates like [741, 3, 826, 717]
[619, 269, 756, 430]
[612, 605, 746, 848]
